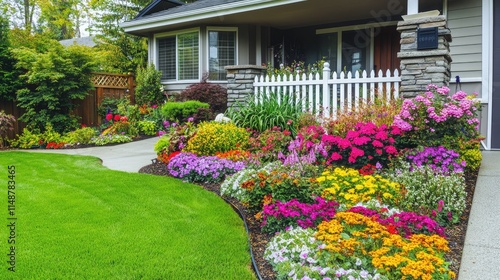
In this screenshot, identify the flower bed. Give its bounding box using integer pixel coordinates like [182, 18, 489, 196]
[147, 85, 481, 280]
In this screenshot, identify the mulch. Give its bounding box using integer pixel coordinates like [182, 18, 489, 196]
[139, 162, 478, 280]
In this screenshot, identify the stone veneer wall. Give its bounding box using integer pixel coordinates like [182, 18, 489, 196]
[225, 65, 267, 108]
[398, 15, 452, 97]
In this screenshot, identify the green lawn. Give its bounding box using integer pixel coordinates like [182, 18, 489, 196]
[0, 152, 255, 279]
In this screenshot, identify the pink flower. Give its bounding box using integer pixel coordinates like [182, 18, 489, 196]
[438, 200, 444, 212]
[372, 140, 384, 148]
[330, 152, 342, 161]
[106, 113, 113, 121]
[385, 145, 397, 155]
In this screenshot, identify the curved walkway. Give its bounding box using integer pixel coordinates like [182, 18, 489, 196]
[24, 137, 159, 172]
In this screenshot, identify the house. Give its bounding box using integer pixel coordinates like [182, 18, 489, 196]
[121, 0, 498, 150]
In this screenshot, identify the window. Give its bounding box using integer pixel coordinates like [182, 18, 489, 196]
[317, 28, 371, 73]
[208, 29, 237, 80]
[157, 30, 199, 81]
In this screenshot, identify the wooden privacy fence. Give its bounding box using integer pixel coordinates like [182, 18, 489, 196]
[1, 72, 135, 139]
[254, 62, 401, 119]
[74, 72, 135, 126]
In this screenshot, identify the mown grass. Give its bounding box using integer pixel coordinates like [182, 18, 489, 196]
[0, 152, 255, 279]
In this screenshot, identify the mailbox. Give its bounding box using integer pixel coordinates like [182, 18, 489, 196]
[417, 27, 439, 50]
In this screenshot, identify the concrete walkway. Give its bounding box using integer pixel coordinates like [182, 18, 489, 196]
[459, 151, 500, 280]
[25, 136, 159, 172]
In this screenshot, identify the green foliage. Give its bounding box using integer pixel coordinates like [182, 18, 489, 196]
[243, 163, 321, 212]
[154, 135, 171, 155]
[161, 101, 210, 122]
[185, 122, 249, 156]
[63, 127, 98, 145]
[40, 123, 63, 144]
[388, 161, 466, 226]
[248, 127, 293, 163]
[461, 147, 482, 172]
[137, 120, 157, 136]
[13, 39, 97, 133]
[226, 91, 302, 136]
[0, 110, 16, 147]
[175, 76, 227, 114]
[10, 128, 41, 149]
[135, 63, 164, 106]
[90, 134, 133, 146]
[0, 15, 21, 101]
[97, 97, 127, 119]
[117, 100, 141, 123]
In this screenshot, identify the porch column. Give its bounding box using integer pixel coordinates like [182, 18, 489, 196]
[225, 65, 267, 108]
[397, 14, 452, 97]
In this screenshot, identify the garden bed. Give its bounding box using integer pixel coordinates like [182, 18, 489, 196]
[139, 162, 478, 280]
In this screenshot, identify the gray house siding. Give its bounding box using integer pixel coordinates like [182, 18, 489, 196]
[447, 0, 483, 95]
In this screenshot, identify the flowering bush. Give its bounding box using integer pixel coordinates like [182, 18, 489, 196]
[406, 146, 466, 175]
[317, 167, 402, 209]
[321, 122, 401, 169]
[261, 197, 339, 234]
[241, 163, 322, 211]
[184, 122, 249, 156]
[167, 152, 246, 183]
[220, 162, 280, 203]
[393, 85, 481, 148]
[388, 161, 466, 225]
[248, 127, 293, 162]
[154, 121, 196, 156]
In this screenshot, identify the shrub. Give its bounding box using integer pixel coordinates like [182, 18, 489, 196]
[321, 122, 402, 169]
[220, 162, 280, 203]
[40, 124, 64, 144]
[261, 197, 339, 234]
[161, 101, 210, 122]
[393, 85, 481, 149]
[175, 75, 227, 114]
[461, 147, 482, 172]
[97, 97, 127, 120]
[248, 127, 293, 163]
[154, 121, 197, 155]
[137, 120, 157, 136]
[387, 161, 466, 225]
[167, 152, 246, 183]
[0, 110, 16, 147]
[317, 167, 402, 209]
[10, 128, 41, 149]
[13, 41, 96, 133]
[135, 63, 164, 106]
[242, 163, 321, 211]
[63, 127, 97, 145]
[184, 122, 249, 156]
[226, 91, 302, 136]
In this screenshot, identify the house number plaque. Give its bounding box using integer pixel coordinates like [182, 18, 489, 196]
[417, 27, 439, 50]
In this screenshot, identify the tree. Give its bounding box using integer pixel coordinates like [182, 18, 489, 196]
[0, 15, 21, 101]
[13, 37, 97, 133]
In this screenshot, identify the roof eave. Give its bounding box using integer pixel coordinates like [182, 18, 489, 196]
[121, 0, 306, 35]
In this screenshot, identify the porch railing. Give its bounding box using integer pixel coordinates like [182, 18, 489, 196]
[254, 63, 401, 119]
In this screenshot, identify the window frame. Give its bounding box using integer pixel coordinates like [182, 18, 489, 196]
[206, 27, 238, 82]
[154, 28, 201, 83]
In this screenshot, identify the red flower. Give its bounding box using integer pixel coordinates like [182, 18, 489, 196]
[113, 115, 121, 122]
[106, 113, 113, 121]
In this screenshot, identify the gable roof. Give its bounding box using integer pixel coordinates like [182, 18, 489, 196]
[135, 0, 185, 18]
[121, 0, 306, 35]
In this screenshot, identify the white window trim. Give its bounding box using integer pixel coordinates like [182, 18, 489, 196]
[206, 27, 239, 81]
[153, 27, 201, 83]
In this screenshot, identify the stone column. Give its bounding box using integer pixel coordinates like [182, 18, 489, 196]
[225, 65, 267, 108]
[398, 15, 452, 97]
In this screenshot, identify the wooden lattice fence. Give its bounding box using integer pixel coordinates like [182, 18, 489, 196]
[1, 72, 135, 139]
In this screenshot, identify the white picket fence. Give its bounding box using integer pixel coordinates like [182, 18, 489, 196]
[253, 62, 401, 119]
